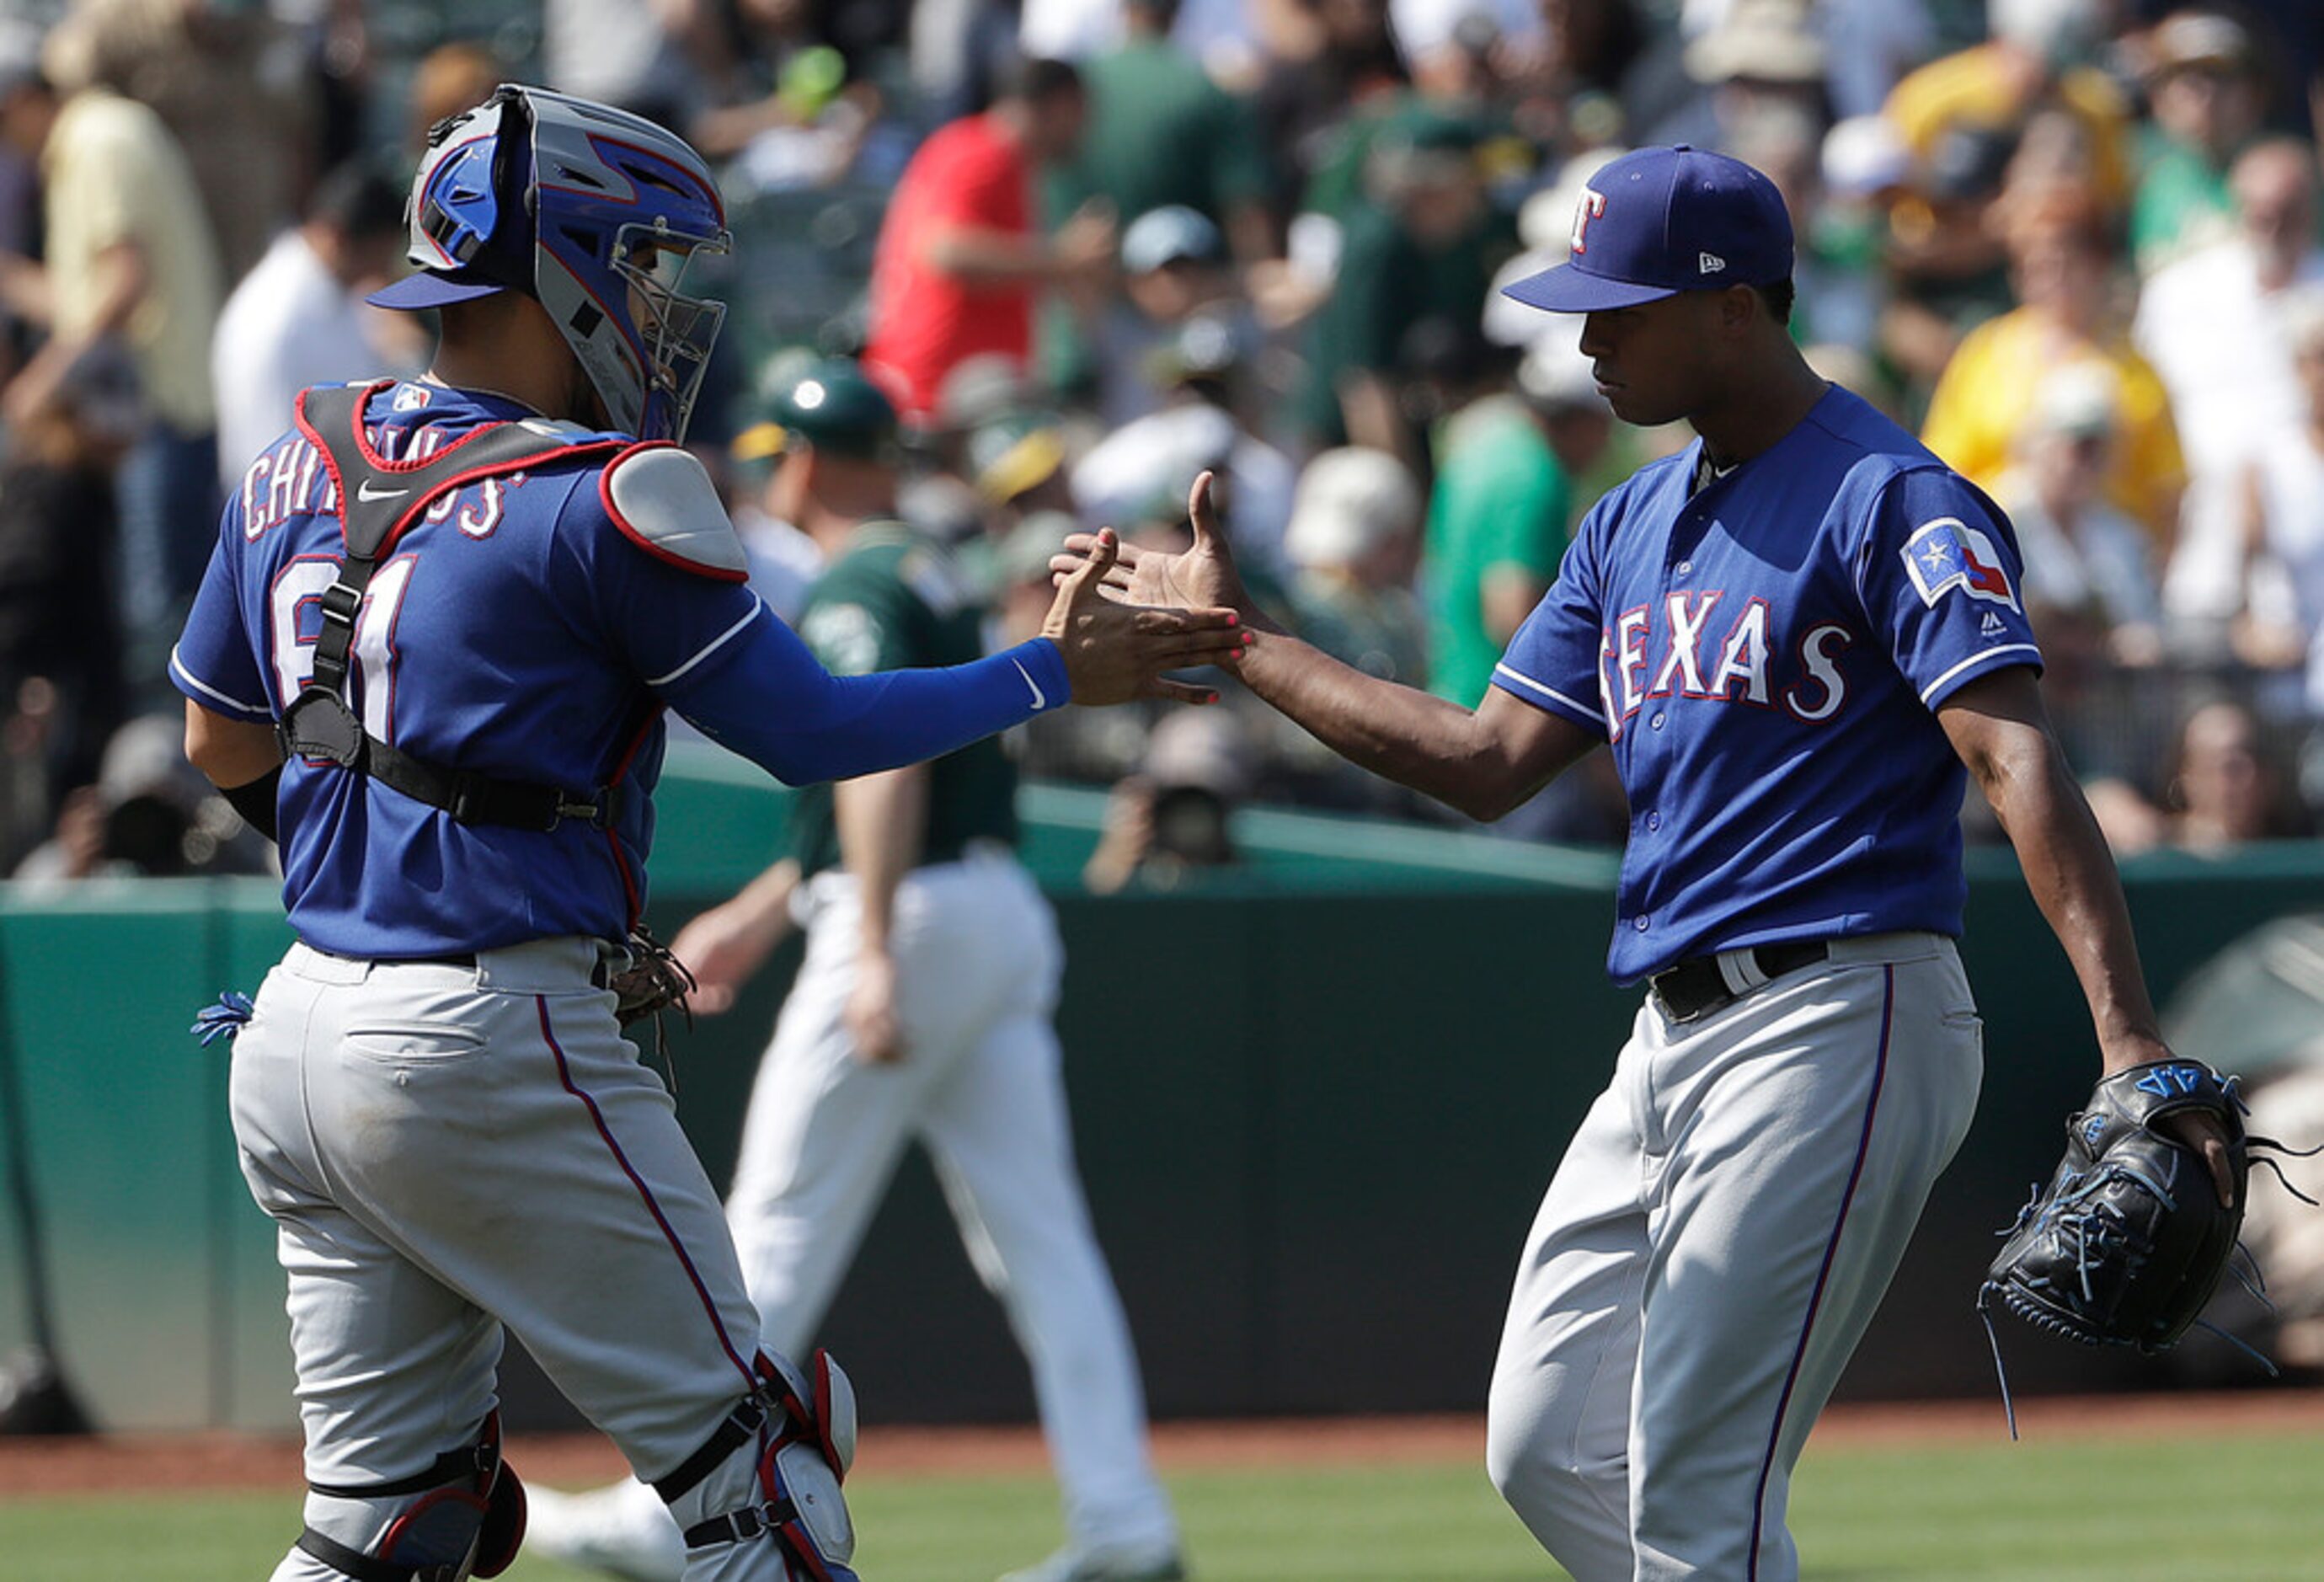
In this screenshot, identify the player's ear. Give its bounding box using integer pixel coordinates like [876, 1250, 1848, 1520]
[1717, 284, 1759, 335]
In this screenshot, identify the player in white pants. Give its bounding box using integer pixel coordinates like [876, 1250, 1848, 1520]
[175, 95, 1238, 1582]
[1484, 934, 1981, 1579]
[230, 941, 814, 1582]
[528, 361, 1182, 1582]
[732, 855, 1180, 1562]
[1058, 146, 2231, 1579]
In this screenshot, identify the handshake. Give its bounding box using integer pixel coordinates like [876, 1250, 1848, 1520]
[1039, 473, 1264, 708]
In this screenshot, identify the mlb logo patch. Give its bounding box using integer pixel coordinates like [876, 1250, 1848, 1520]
[391, 383, 434, 411]
[1902, 517, 2019, 612]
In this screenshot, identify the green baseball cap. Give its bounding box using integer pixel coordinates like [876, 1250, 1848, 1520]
[967, 411, 1068, 504]
[733, 356, 900, 462]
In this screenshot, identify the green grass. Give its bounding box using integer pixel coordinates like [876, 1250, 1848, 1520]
[6, 1429, 2321, 1580]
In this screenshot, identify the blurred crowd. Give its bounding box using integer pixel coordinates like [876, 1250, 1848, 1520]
[0, 0, 2320, 887]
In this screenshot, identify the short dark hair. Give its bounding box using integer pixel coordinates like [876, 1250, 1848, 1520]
[1754, 278, 1795, 328]
[309, 158, 408, 242]
[996, 55, 1083, 106]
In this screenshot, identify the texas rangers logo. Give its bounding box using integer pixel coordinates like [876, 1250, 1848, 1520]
[1570, 187, 1607, 254]
[1901, 518, 2019, 612]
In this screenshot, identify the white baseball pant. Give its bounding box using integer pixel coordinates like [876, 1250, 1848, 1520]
[724, 850, 1178, 1558]
[231, 938, 800, 1581]
[1484, 932, 1983, 1582]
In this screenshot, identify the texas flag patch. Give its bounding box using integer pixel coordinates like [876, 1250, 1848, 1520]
[1901, 517, 2019, 612]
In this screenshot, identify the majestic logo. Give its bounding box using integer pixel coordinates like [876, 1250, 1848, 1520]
[1570, 187, 1608, 254]
[1699, 251, 1725, 273]
[1902, 518, 2019, 612]
[1979, 612, 2007, 638]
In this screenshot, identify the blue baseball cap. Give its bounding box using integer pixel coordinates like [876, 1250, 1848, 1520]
[367, 269, 511, 310]
[1501, 145, 1793, 314]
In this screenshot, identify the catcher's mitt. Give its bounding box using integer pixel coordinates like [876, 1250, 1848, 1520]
[606, 927, 697, 1085]
[1981, 1060, 2249, 1365]
[607, 926, 696, 1028]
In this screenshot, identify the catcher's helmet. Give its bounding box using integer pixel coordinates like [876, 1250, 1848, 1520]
[735, 358, 900, 462]
[370, 84, 731, 445]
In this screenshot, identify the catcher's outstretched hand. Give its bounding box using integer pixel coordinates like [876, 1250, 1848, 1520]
[1051, 471, 1257, 619]
[1043, 524, 1247, 705]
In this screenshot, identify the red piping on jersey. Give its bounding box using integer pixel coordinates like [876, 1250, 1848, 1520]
[1747, 963, 1894, 1579]
[601, 706, 665, 928]
[293, 381, 623, 557]
[598, 442, 752, 583]
[536, 996, 760, 1391]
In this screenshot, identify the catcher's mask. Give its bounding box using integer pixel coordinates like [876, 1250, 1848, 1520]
[370, 84, 731, 446]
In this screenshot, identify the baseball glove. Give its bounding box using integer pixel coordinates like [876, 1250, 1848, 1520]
[1981, 1060, 2249, 1366]
[607, 926, 696, 1032]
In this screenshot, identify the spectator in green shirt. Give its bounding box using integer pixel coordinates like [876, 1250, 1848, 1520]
[2130, 9, 2272, 275]
[1424, 331, 1608, 712]
[1295, 109, 1515, 466]
[1049, 0, 1275, 263]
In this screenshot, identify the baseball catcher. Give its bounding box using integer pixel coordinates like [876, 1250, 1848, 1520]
[1981, 1058, 2317, 1430]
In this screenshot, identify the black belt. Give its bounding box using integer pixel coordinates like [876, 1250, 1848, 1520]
[364, 952, 615, 988]
[1649, 939, 1830, 1024]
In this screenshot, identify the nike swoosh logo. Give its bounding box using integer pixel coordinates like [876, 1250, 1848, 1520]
[355, 480, 410, 502]
[1011, 657, 1047, 710]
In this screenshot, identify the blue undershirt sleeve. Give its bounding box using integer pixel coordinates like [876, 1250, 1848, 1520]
[658, 603, 1071, 786]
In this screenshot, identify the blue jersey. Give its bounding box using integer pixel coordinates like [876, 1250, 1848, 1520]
[172, 381, 1066, 958]
[1493, 384, 2042, 984]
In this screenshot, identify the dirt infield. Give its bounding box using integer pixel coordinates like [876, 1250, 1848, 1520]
[3, 1390, 2322, 1498]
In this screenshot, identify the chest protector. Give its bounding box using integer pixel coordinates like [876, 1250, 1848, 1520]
[279, 382, 628, 831]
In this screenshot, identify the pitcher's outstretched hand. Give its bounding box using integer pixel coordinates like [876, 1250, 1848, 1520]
[1052, 472, 1257, 620]
[1043, 523, 1247, 705]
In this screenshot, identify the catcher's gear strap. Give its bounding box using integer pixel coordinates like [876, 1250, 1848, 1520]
[279, 382, 628, 832]
[297, 1415, 526, 1581]
[600, 442, 750, 580]
[665, 1351, 859, 1578]
[654, 1393, 768, 1505]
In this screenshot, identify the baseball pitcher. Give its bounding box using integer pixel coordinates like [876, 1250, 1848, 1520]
[1059, 144, 2233, 1581]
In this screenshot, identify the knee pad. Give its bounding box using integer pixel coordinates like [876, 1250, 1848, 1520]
[297, 1412, 526, 1582]
[660, 1350, 858, 1582]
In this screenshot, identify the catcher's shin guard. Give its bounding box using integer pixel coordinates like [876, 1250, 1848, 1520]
[657, 1350, 858, 1581]
[295, 1412, 526, 1582]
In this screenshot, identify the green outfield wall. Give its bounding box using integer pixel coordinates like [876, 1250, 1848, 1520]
[3, 744, 2321, 1434]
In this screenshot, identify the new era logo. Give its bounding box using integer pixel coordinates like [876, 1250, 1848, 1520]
[1699, 251, 1725, 273]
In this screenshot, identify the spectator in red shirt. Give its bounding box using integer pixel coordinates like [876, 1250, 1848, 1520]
[863, 57, 1117, 421]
